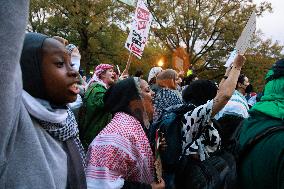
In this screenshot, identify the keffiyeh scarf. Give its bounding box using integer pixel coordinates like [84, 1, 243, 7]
[215, 90, 249, 119]
[153, 88, 183, 123]
[22, 90, 86, 166]
[86, 112, 155, 189]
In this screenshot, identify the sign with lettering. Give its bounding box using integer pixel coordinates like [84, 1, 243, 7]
[125, 0, 152, 59]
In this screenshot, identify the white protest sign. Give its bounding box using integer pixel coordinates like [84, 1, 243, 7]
[235, 11, 256, 54]
[118, 0, 137, 7]
[224, 49, 237, 67]
[224, 11, 256, 67]
[125, 0, 153, 59]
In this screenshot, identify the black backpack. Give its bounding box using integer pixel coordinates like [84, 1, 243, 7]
[150, 103, 196, 172]
[174, 120, 284, 189]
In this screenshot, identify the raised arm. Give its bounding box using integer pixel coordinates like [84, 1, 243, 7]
[211, 54, 246, 117]
[0, 1, 29, 157]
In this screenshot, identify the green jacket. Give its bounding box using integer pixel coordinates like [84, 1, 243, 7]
[239, 111, 284, 189]
[79, 83, 112, 149]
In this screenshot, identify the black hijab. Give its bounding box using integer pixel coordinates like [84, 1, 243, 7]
[104, 77, 148, 128]
[20, 32, 49, 99]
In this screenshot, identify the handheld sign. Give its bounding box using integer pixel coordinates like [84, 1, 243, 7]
[118, 0, 137, 7]
[235, 11, 256, 54]
[224, 49, 237, 67]
[125, 0, 153, 59]
[225, 11, 256, 67]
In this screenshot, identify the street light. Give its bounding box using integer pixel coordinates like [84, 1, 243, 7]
[157, 59, 164, 67]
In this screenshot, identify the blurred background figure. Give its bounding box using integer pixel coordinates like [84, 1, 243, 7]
[148, 66, 163, 93]
[153, 69, 183, 123]
[66, 44, 86, 120]
[79, 64, 115, 149]
[135, 69, 144, 79]
[181, 73, 199, 91]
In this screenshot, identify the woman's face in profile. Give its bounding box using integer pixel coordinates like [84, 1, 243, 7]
[140, 79, 155, 121]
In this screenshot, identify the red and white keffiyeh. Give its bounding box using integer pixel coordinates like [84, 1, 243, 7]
[85, 112, 155, 189]
[94, 64, 113, 78]
[87, 64, 113, 89]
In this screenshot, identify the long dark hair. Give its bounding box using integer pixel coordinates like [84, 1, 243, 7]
[104, 77, 148, 127]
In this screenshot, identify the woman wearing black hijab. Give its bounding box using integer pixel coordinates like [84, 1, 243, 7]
[85, 77, 165, 189]
[1, 29, 86, 188]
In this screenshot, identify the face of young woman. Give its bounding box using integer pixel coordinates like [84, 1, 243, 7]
[41, 38, 79, 106]
[140, 79, 155, 121]
[100, 69, 116, 87]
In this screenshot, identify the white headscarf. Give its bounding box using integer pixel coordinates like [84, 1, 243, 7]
[66, 44, 81, 72]
[148, 67, 163, 82]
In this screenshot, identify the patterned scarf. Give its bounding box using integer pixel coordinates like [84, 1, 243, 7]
[22, 90, 86, 167]
[38, 110, 86, 167]
[86, 112, 155, 188]
[215, 90, 249, 119]
[153, 88, 183, 123]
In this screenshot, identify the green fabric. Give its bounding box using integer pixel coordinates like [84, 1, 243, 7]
[250, 70, 284, 119]
[239, 111, 284, 189]
[78, 83, 112, 149]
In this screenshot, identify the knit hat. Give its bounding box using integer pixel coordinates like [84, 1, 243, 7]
[95, 64, 113, 78]
[148, 67, 163, 82]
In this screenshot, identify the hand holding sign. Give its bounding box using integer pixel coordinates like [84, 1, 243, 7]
[232, 54, 246, 69]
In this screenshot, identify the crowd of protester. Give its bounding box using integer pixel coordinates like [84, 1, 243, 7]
[1, 1, 283, 189]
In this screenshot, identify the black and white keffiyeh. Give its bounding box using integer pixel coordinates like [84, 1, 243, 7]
[38, 110, 86, 167]
[181, 100, 221, 161]
[153, 88, 183, 123]
[22, 90, 86, 167]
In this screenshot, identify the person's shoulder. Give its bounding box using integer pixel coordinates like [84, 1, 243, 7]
[89, 83, 106, 92]
[184, 100, 213, 118]
[159, 88, 180, 97]
[102, 113, 142, 136]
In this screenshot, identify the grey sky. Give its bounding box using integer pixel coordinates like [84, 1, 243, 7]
[254, 0, 284, 45]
